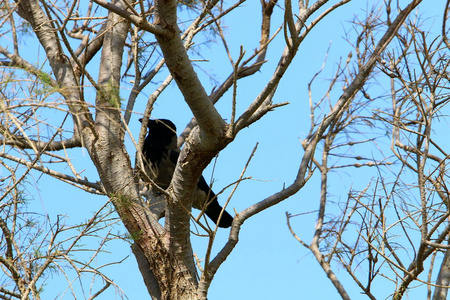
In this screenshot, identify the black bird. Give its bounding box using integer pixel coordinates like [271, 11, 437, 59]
[139, 118, 233, 228]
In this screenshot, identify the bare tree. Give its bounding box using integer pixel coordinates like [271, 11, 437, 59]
[0, 0, 436, 299]
[0, 159, 124, 299]
[287, 2, 450, 299]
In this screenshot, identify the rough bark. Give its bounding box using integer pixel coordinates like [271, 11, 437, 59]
[432, 246, 450, 300]
[13, 0, 169, 297]
[5, 0, 430, 299]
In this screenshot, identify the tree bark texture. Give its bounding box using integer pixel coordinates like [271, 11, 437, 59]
[433, 246, 450, 300]
[8, 0, 431, 299]
[14, 0, 201, 298]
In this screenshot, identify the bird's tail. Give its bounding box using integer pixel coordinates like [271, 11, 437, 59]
[205, 199, 233, 228]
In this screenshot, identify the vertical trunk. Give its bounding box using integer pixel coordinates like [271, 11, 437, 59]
[92, 2, 199, 298]
[432, 244, 450, 300]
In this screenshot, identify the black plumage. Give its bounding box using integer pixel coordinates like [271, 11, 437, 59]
[139, 118, 233, 228]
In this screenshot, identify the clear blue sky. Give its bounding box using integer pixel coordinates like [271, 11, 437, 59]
[15, 1, 449, 299]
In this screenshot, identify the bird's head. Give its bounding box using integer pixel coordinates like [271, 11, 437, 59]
[139, 118, 177, 137]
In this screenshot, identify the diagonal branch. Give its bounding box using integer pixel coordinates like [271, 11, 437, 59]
[0, 136, 81, 151]
[0, 152, 105, 194]
[14, 0, 94, 136]
[154, 0, 224, 135]
[92, 0, 166, 35]
[205, 0, 424, 287]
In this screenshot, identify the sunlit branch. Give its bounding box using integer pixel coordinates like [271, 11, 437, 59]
[0, 152, 105, 194]
[91, 0, 166, 35]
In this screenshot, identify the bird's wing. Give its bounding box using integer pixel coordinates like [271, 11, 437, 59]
[169, 149, 180, 165]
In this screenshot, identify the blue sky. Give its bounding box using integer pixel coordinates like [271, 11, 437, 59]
[5, 1, 450, 299]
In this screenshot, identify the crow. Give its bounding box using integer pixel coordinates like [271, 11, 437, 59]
[139, 118, 233, 228]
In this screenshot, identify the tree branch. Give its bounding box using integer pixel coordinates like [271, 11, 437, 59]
[204, 0, 424, 289]
[0, 152, 105, 194]
[0, 136, 81, 151]
[91, 0, 166, 35]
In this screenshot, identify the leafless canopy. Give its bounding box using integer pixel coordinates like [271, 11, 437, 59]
[3, 0, 450, 299]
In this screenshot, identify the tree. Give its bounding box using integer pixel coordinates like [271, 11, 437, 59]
[287, 2, 450, 300]
[2, 0, 449, 299]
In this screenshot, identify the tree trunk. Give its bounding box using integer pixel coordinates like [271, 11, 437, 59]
[433, 245, 450, 300]
[91, 2, 200, 298]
